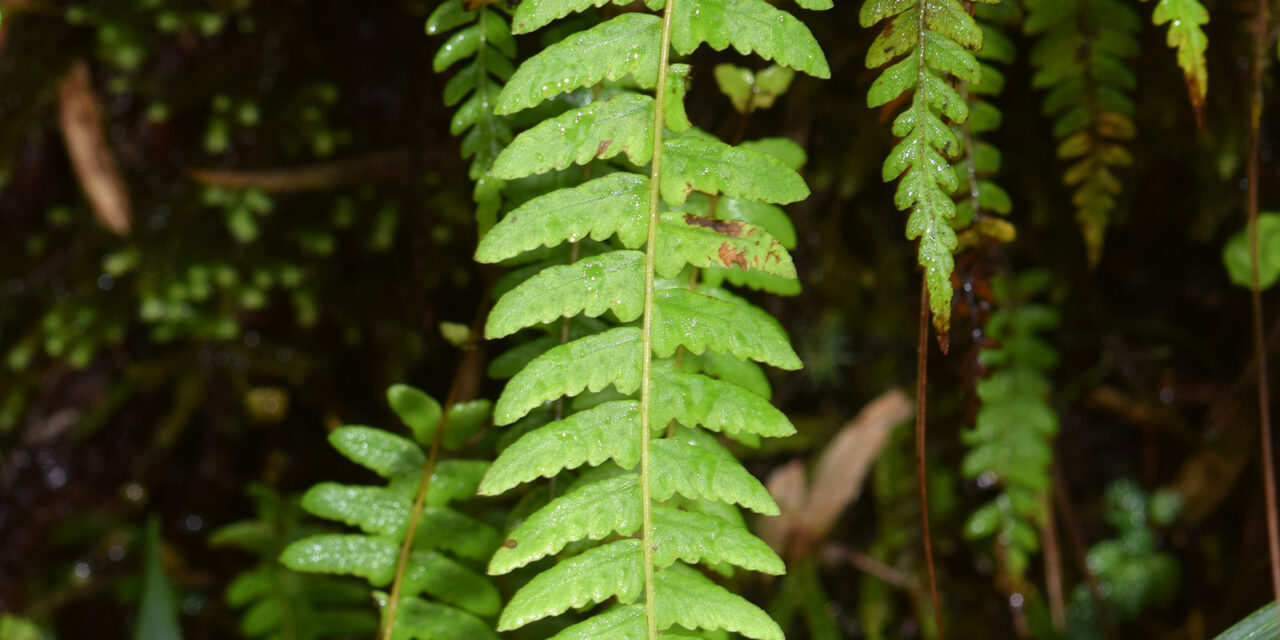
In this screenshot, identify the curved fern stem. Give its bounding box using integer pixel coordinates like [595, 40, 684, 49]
[915, 279, 943, 638]
[639, 0, 679, 635]
[1246, 0, 1280, 622]
[381, 300, 486, 640]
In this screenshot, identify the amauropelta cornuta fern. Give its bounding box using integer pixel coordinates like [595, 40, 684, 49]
[963, 272, 1059, 586]
[953, 2, 1016, 247]
[428, 0, 518, 234]
[1024, 0, 1140, 266]
[473, 0, 829, 636]
[280, 385, 500, 640]
[861, 0, 997, 346]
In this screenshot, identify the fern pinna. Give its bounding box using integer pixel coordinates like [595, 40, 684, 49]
[473, 0, 829, 635]
[1024, 0, 1140, 266]
[962, 272, 1059, 586]
[1142, 0, 1209, 125]
[861, 0, 996, 345]
[280, 385, 500, 640]
[428, 0, 517, 234]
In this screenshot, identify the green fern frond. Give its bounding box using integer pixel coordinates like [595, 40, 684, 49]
[861, 0, 988, 337]
[280, 386, 501, 639]
[952, 3, 1017, 244]
[1025, 0, 1140, 265]
[479, 0, 821, 634]
[428, 0, 517, 232]
[211, 485, 377, 640]
[1142, 0, 1209, 121]
[962, 272, 1060, 582]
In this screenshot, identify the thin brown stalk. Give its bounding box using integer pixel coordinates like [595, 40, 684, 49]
[1247, 0, 1280, 622]
[380, 294, 488, 640]
[1052, 461, 1116, 640]
[1042, 488, 1066, 631]
[916, 278, 944, 638]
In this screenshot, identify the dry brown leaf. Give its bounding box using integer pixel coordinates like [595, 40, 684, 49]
[58, 59, 132, 235]
[802, 388, 913, 541]
[760, 458, 808, 555]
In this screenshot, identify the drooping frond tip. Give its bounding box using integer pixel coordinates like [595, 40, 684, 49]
[862, 0, 990, 341]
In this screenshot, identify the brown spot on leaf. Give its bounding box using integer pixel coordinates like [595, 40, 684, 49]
[503, 538, 518, 549]
[683, 213, 744, 237]
[596, 139, 612, 158]
[718, 243, 749, 270]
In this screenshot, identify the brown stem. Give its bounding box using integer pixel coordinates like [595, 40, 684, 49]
[823, 543, 914, 591]
[917, 278, 944, 638]
[185, 148, 413, 193]
[1052, 461, 1117, 640]
[380, 293, 489, 640]
[1042, 488, 1066, 631]
[1247, 0, 1280, 622]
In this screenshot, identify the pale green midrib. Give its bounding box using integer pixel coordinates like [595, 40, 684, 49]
[639, 0, 679, 636]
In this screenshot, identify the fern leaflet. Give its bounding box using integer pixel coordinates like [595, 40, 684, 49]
[1141, 0, 1209, 124]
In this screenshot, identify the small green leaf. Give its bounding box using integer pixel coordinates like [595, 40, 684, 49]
[653, 506, 784, 573]
[656, 212, 797, 279]
[548, 605, 646, 640]
[652, 369, 795, 438]
[714, 64, 755, 112]
[499, 540, 643, 630]
[329, 426, 425, 480]
[475, 173, 649, 264]
[496, 14, 660, 114]
[282, 534, 398, 585]
[494, 327, 641, 424]
[426, 0, 475, 35]
[434, 25, 483, 72]
[665, 64, 693, 133]
[136, 518, 183, 640]
[481, 400, 641, 496]
[1223, 213, 1280, 290]
[655, 564, 784, 640]
[491, 93, 654, 179]
[671, 0, 830, 78]
[388, 385, 443, 446]
[388, 596, 499, 640]
[740, 137, 806, 171]
[652, 437, 779, 514]
[694, 350, 772, 398]
[489, 474, 642, 574]
[651, 288, 801, 368]
[509, 0, 663, 34]
[486, 251, 645, 339]
[661, 136, 809, 206]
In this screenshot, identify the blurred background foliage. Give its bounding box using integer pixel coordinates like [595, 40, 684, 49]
[1, 0, 1279, 638]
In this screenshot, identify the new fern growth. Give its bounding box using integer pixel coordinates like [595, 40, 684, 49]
[963, 272, 1059, 584]
[1024, 0, 1140, 266]
[861, 0, 995, 343]
[473, 0, 829, 636]
[428, 0, 518, 234]
[280, 385, 500, 640]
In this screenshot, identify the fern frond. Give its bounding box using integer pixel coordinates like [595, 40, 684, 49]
[280, 388, 501, 638]
[428, 0, 517, 231]
[862, 0, 987, 336]
[1025, 0, 1140, 265]
[962, 273, 1061, 582]
[1142, 0, 1209, 122]
[212, 485, 377, 640]
[480, 0, 820, 633]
